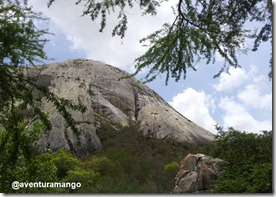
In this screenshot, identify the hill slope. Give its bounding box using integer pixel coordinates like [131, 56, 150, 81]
[31, 59, 214, 156]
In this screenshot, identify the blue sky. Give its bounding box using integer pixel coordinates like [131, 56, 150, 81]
[29, 0, 272, 134]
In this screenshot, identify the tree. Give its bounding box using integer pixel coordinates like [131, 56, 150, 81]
[1, 0, 87, 125]
[211, 128, 272, 193]
[0, 110, 57, 192]
[0, 0, 85, 191]
[48, 0, 272, 84]
[0, 0, 85, 151]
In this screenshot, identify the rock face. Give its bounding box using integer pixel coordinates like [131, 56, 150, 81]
[173, 153, 222, 193]
[32, 59, 214, 156]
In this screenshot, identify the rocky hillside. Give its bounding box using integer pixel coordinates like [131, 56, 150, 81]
[31, 59, 214, 156]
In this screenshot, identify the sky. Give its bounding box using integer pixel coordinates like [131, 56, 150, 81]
[28, 0, 273, 134]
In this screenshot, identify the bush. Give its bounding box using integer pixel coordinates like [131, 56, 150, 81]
[164, 161, 179, 172]
[52, 149, 82, 179]
[212, 128, 272, 193]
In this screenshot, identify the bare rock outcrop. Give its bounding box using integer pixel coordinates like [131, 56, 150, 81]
[31, 59, 215, 156]
[173, 153, 222, 193]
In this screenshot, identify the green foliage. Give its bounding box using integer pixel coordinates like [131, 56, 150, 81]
[25, 153, 58, 182]
[18, 122, 192, 193]
[0, 114, 57, 192]
[0, 111, 44, 182]
[245, 163, 272, 193]
[0, 0, 49, 66]
[91, 123, 194, 193]
[0, 0, 86, 135]
[49, 0, 272, 83]
[63, 168, 102, 193]
[17, 153, 59, 192]
[2, 121, 272, 193]
[164, 161, 179, 173]
[48, 0, 161, 39]
[0, 1, 86, 192]
[211, 128, 272, 193]
[1, 2, 272, 193]
[213, 163, 272, 193]
[52, 149, 82, 179]
[212, 128, 258, 169]
[134, 0, 272, 83]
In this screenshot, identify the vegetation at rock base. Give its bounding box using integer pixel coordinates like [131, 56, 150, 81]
[1, 120, 272, 193]
[211, 127, 272, 193]
[0, 122, 194, 193]
[0, 0, 272, 194]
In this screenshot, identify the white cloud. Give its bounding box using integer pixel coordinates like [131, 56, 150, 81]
[213, 67, 247, 91]
[29, 0, 177, 72]
[218, 97, 272, 133]
[238, 84, 272, 111]
[213, 64, 272, 133]
[169, 88, 217, 133]
[28, 0, 272, 136]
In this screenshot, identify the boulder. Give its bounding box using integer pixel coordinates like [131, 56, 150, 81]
[30, 59, 215, 156]
[173, 153, 222, 193]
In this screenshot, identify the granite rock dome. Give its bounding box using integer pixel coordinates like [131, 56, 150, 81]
[32, 59, 214, 156]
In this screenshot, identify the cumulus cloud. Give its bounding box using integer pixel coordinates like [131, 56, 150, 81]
[169, 88, 217, 133]
[213, 67, 247, 91]
[29, 0, 177, 72]
[213, 64, 272, 133]
[238, 84, 272, 111]
[218, 97, 272, 133]
[28, 0, 272, 135]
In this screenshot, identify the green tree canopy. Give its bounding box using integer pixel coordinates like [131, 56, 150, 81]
[48, 0, 272, 84]
[0, 0, 86, 135]
[0, 1, 86, 191]
[211, 128, 272, 193]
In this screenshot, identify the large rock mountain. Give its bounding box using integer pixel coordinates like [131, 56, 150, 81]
[32, 59, 214, 156]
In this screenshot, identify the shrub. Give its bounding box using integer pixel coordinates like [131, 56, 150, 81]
[212, 129, 272, 193]
[164, 161, 179, 172]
